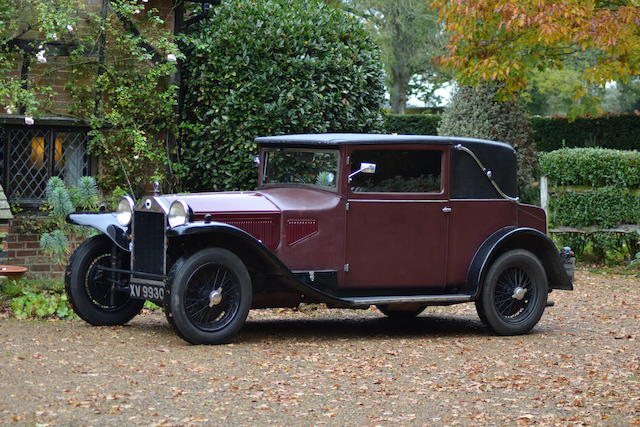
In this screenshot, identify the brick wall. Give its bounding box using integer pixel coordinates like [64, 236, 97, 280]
[4, 217, 84, 281]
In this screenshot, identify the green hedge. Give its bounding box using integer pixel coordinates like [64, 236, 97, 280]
[539, 148, 640, 187]
[551, 187, 640, 228]
[384, 113, 640, 152]
[384, 114, 441, 135]
[542, 147, 640, 263]
[531, 115, 640, 152]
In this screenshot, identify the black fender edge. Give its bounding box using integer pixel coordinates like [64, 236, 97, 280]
[66, 212, 129, 251]
[167, 222, 353, 307]
[466, 226, 573, 300]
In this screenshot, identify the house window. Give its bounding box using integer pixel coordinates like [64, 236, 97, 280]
[0, 124, 92, 204]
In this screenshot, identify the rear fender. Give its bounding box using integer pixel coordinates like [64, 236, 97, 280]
[466, 226, 573, 299]
[67, 213, 129, 251]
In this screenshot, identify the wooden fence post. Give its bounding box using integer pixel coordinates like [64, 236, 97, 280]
[540, 175, 549, 227]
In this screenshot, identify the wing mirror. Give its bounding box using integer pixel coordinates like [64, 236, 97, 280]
[348, 162, 377, 181]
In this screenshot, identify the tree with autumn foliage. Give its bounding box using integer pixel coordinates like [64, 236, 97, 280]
[431, 0, 640, 116]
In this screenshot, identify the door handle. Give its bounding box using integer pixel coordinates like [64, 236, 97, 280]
[442, 207, 452, 213]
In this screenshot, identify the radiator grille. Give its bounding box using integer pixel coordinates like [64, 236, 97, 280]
[132, 211, 166, 275]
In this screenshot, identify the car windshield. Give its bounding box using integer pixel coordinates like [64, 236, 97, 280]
[262, 148, 339, 189]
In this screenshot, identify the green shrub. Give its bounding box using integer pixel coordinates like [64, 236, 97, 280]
[531, 114, 640, 152]
[540, 148, 640, 187]
[384, 114, 441, 135]
[552, 232, 639, 266]
[542, 147, 640, 264]
[0, 278, 75, 320]
[550, 187, 640, 228]
[9, 291, 74, 320]
[40, 177, 99, 264]
[178, 0, 385, 192]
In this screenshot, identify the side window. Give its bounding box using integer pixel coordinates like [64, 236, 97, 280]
[350, 149, 442, 193]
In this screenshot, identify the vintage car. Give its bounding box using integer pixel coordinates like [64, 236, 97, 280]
[65, 134, 574, 344]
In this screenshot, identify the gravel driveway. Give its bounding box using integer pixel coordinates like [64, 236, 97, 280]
[1, 269, 639, 426]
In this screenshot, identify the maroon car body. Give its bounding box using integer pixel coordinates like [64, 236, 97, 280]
[66, 134, 574, 344]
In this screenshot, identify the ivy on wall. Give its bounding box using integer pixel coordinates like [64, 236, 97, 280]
[1, 0, 180, 197]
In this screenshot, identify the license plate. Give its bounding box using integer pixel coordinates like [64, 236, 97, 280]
[130, 282, 165, 301]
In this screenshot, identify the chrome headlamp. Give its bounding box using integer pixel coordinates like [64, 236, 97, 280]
[168, 200, 190, 228]
[116, 195, 135, 226]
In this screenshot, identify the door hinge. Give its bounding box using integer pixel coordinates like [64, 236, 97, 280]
[345, 202, 350, 212]
[346, 155, 350, 165]
[344, 263, 350, 272]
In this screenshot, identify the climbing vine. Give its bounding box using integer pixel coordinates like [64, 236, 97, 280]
[1, 0, 180, 197]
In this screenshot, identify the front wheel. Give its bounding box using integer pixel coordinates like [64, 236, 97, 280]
[477, 249, 548, 335]
[65, 235, 144, 325]
[165, 248, 252, 345]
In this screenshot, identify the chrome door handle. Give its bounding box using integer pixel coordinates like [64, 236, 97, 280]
[442, 207, 452, 213]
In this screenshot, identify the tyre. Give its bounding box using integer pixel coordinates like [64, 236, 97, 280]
[65, 235, 144, 326]
[377, 303, 427, 319]
[474, 300, 489, 325]
[165, 248, 252, 345]
[477, 249, 548, 335]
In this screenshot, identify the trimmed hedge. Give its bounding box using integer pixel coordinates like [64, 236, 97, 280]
[542, 147, 640, 263]
[539, 148, 640, 187]
[384, 113, 640, 152]
[384, 114, 441, 135]
[551, 187, 640, 228]
[531, 115, 640, 152]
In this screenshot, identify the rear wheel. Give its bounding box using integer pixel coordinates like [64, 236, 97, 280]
[377, 303, 427, 319]
[65, 235, 144, 325]
[477, 249, 548, 335]
[166, 248, 251, 345]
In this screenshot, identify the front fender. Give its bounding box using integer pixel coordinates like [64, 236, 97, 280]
[66, 212, 129, 251]
[167, 221, 351, 307]
[466, 226, 573, 299]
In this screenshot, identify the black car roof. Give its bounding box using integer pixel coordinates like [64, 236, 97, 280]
[256, 133, 518, 199]
[255, 133, 513, 152]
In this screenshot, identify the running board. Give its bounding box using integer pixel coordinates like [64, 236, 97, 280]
[341, 294, 473, 306]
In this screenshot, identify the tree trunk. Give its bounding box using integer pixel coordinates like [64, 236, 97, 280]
[389, 70, 410, 114]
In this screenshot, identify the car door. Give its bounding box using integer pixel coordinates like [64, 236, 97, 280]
[343, 145, 449, 289]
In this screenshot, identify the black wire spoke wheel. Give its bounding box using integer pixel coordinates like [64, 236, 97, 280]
[84, 254, 130, 311]
[478, 249, 548, 336]
[493, 267, 535, 320]
[65, 235, 144, 326]
[167, 248, 252, 345]
[184, 263, 241, 332]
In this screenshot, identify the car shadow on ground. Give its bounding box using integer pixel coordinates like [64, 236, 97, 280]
[237, 314, 493, 343]
[124, 312, 553, 345]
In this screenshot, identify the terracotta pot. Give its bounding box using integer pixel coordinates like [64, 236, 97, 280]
[0, 265, 28, 280]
